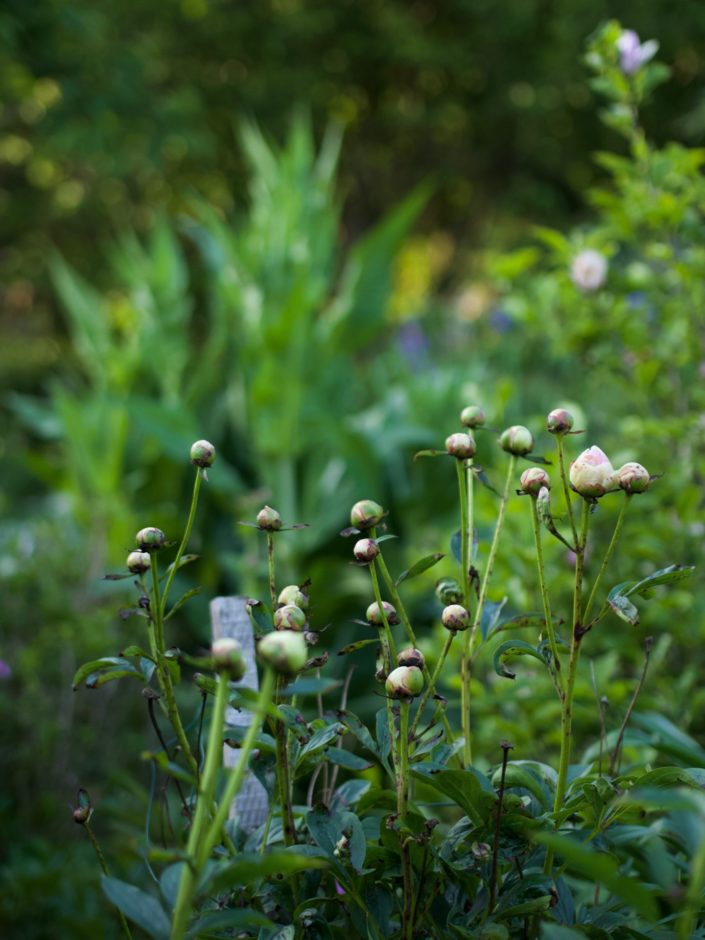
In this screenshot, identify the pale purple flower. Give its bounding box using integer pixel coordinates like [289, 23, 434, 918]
[0, 660, 11, 680]
[616, 30, 658, 75]
[570, 250, 608, 292]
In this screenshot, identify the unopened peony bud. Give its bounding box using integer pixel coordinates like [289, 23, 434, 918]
[136, 527, 166, 551]
[570, 250, 608, 292]
[354, 538, 379, 563]
[397, 647, 425, 669]
[73, 806, 91, 825]
[386, 665, 424, 699]
[274, 604, 307, 631]
[212, 637, 246, 678]
[365, 601, 400, 626]
[445, 432, 476, 459]
[569, 446, 616, 498]
[190, 439, 216, 468]
[546, 408, 574, 435]
[460, 405, 486, 429]
[127, 551, 151, 574]
[257, 630, 308, 675]
[278, 584, 309, 610]
[350, 499, 385, 530]
[615, 462, 651, 494]
[520, 467, 551, 496]
[500, 425, 534, 457]
[435, 577, 464, 606]
[256, 506, 282, 531]
[442, 604, 470, 632]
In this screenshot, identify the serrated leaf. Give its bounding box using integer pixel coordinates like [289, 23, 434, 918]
[101, 877, 170, 939]
[493, 640, 547, 679]
[395, 552, 445, 586]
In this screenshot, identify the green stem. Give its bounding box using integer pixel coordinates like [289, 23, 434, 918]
[557, 436, 578, 549]
[678, 836, 705, 940]
[274, 674, 298, 849]
[85, 823, 133, 940]
[529, 499, 563, 695]
[398, 700, 414, 940]
[583, 494, 632, 625]
[267, 533, 277, 609]
[161, 468, 202, 618]
[456, 459, 471, 606]
[369, 559, 397, 666]
[410, 630, 456, 737]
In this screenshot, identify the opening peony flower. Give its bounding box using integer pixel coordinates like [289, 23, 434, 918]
[616, 29, 658, 75]
[569, 445, 616, 498]
[570, 250, 608, 292]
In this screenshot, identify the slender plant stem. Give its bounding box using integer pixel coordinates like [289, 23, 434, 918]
[410, 630, 456, 737]
[557, 436, 578, 549]
[398, 701, 414, 940]
[529, 499, 563, 695]
[146, 693, 191, 819]
[84, 823, 134, 940]
[267, 533, 277, 609]
[161, 468, 202, 618]
[609, 637, 653, 776]
[369, 559, 398, 665]
[583, 494, 632, 625]
[489, 742, 512, 912]
[456, 459, 470, 606]
[274, 674, 298, 848]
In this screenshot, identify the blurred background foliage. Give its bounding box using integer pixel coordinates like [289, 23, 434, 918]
[1, 3, 705, 936]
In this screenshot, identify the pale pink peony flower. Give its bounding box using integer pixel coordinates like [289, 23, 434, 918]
[569, 446, 616, 498]
[570, 250, 608, 292]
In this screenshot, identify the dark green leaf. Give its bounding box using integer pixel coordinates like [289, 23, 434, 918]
[626, 564, 695, 597]
[281, 677, 342, 696]
[297, 723, 343, 764]
[246, 600, 273, 634]
[375, 534, 398, 544]
[204, 852, 326, 894]
[493, 640, 547, 679]
[325, 747, 373, 770]
[162, 554, 200, 577]
[480, 597, 508, 640]
[338, 638, 380, 656]
[86, 668, 145, 689]
[411, 768, 495, 827]
[164, 587, 201, 620]
[395, 552, 445, 586]
[413, 449, 446, 460]
[186, 908, 273, 937]
[101, 877, 170, 939]
[72, 656, 141, 690]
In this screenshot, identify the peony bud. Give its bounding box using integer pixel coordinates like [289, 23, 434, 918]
[397, 647, 425, 669]
[365, 601, 400, 626]
[212, 637, 246, 679]
[257, 630, 308, 675]
[73, 806, 91, 825]
[460, 405, 486, 429]
[256, 506, 282, 531]
[520, 467, 551, 497]
[277, 584, 309, 610]
[500, 425, 534, 457]
[126, 550, 151, 574]
[570, 250, 608, 292]
[441, 604, 471, 632]
[350, 499, 385, 530]
[569, 446, 616, 498]
[546, 408, 574, 435]
[435, 577, 464, 606]
[273, 604, 307, 631]
[615, 462, 651, 494]
[135, 527, 166, 552]
[445, 432, 476, 459]
[386, 665, 424, 699]
[354, 538, 379, 563]
[190, 439, 216, 468]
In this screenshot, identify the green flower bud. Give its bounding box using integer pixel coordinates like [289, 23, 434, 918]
[258, 630, 308, 675]
[546, 408, 574, 435]
[460, 405, 486, 429]
[435, 577, 464, 606]
[273, 604, 307, 631]
[499, 425, 534, 456]
[445, 432, 477, 459]
[385, 665, 424, 699]
[615, 461, 651, 494]
[365, 601, 400, 626]
[211, 637, 246, 679]
[135, 527, 166, 551]
[256, 505, 282, 531]
[126, 550, 151, 574]
[350, 499, 385, 529]
[397, 647, 425, 669]
[190, 439, 216, 468]
[519, 467, 551, 496]
[354, 538, 379, 563]
[441, 604, 470, 632]
[277, 584, 309, 610]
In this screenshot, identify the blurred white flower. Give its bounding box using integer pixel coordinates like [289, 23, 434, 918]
[616, 30, 658, 75]
[570, 250, 608, 292]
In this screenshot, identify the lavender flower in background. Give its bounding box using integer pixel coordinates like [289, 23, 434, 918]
[396, 321, 429, 368]
[616, 30, 658, 75]
[488, 307, 514, 334]
[570, 249, 608, 292]
[0, 659, 11, 680]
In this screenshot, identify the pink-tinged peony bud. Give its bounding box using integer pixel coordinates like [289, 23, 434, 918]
[212, 637, 246, 678]
[256, 506, 282, 531]
[135, 527, 166, 551]
[616, 29, 658, 75]
[277, 584, 309, 610]
[569, 446, 616, 498]
[546, 408, 574, 435]
[273, 604, 307, 631]
[354, 538, 379, 563]
[126, 550, 151, 574]
[257, 630, 308, 675]
[615, 462, 651, 494]
[570, 250, 608, 292]
[460, 405, 486, 429]
[350, 499, 384, 529]
[190, 439, 216, 468]
[435, 577, 464, 606]
[445, 432, 476, 459]
[365, 601, 400, 626]
[520, 467, 551, 496]
[397, 647, 425, 669]
[385, 665, 424, 699]
[500, 425, 534, 456]
[441, 604, 470, 632]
